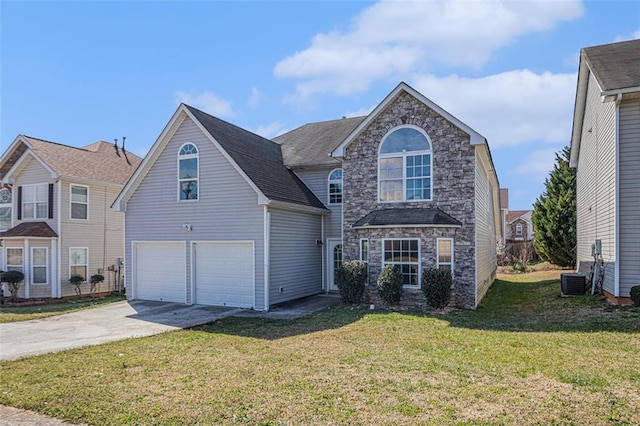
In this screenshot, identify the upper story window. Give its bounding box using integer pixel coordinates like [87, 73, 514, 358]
[22, 184, 49, 219]
[515, 223, 523, 236]
[378, 126, 432, 202]
[328, 169, 343, 205]
[70, 184, 89, 220]
[178, 143, 199, 201]
[0, 188, 12, 231]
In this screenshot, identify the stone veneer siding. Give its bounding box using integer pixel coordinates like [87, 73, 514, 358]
[343, 91, 478, 308]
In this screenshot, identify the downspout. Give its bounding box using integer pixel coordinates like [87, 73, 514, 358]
[102, 186, 107, 276]
[321, 215, 325, 292]
[24, 239, 30, 299]
[56, 180, 62, 298]
[263, 206, 270, 311]
[614, 94, 621, 298]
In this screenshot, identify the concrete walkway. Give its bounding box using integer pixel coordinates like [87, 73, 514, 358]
[0, 405, 86, 425]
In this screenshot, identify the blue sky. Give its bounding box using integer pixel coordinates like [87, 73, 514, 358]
[1, 1, 638, 210]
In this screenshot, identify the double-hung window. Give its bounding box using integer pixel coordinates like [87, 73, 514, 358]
[437, 238, 454, 273]
[383, 239, 420, 287]
[6, 248, 23, 273]
[379, 126, 432, 202]
[516, 223, 523, 236]
[70, 248, 88, 280]
[22, 184, 49, 219]
[178, 143, 199, 201]
[328, 169, 343, 204]
[360, 238, 369, 276]
[31, 247, 48, 284]
[0, 188, 12, 231]
[70, 185, 89, 220]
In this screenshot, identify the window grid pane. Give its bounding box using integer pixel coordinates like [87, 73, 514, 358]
[383, 239, 419, 287]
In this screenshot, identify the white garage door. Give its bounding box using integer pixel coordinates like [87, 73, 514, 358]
[194, 242, 254, 308]
[134, 242, 186, 303]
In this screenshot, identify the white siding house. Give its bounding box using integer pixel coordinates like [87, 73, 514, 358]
[570, 39, 640, 303]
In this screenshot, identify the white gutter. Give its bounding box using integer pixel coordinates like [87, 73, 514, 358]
[263, 206, 271, 311]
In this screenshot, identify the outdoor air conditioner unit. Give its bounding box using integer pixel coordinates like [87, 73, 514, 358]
[561, 273, 586, 296]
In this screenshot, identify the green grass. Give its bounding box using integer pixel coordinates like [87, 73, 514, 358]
[1, 273, 638, 425]
[0, 293, 125, 323]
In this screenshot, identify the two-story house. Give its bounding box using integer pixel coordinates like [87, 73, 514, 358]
[0, 135, 141, 299]
[570, 39, 640, 304]
[113, 82, 501, 309]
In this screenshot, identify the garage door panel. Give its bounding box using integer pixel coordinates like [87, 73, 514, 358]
[194, 242, 254, 308]
[135, 242, 186, 303]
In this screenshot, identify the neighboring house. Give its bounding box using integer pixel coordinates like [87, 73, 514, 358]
[114, 82, 501, 310]
[499, 188, 534, 243]
[569, 39, 640, 304]
[0, 136, 141, 299]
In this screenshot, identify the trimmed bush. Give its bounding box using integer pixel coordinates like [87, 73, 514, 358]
[376, 265, 403, 305]
[422, 268, 452, 309]
[1, 270, 25, 302]
[631, 286, 640, 307]
[336, 260, 367, 304]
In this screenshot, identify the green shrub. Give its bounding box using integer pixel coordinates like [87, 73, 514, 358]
[630, 286, 640, 307]
[376, 265, 403, 305]
[1, 270, 25, 302]
[422, 268, 452, 309]
[336, 260, 367, 304]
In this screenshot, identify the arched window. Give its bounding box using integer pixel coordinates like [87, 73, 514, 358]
[0, 188, 12, 231]
[378, 126, 432, 202]
[178, 143, 198, 201]
[328, 168, 343, 204]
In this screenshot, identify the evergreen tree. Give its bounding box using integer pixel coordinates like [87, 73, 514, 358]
[532, 146, 576, 267]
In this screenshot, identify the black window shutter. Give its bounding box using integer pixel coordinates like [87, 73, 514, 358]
[48, 183, 54, 219]
[17, 186, 22, 220]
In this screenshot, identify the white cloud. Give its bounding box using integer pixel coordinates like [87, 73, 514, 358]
[614, 28, 640, 42]
[254, 121, 288, 139]
[174, 91, 234, 117]
[345, 105, 375, 118]
[411, 69, 576, 147]
[274, 0, 583, 100]
[248, 87, 263, 109]
[512, 148, 560, 183]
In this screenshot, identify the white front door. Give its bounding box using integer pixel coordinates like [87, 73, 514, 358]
[327, 239, 343, 291]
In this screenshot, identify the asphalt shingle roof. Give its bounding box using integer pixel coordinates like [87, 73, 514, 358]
[273, 116, 366, 167]
[185, 105, 327, 210]
[583, 39, 640, 92]
[16, 136, 142, 185]
[352, 208, 462, 228]
[1, 222, 58, 238]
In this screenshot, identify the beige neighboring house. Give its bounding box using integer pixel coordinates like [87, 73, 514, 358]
[0, 135, 141, 299]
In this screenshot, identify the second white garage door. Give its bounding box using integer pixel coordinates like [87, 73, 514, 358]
[193, 242, 254, 308]
[134, 241, 186, 303]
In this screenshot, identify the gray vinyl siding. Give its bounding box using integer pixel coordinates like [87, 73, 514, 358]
[294, 167, 341, 239]
[474, 150, 497, 306]
[575, 72, 617, 293]
[269, 208, 323, 304]
[59, 181, 124, 297]
[14, 156, 57, 232]
[125, 116, 265, 307]
[618, 99, 640, 296]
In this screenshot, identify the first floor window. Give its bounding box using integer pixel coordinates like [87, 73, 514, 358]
[6, 248, 23, 273]
[70, 185, 89, 220]
[383, 239, 420, 287]
[31, 248, 48, 284]
[437, 238, 454, 273]
[70, 248, 88, 280]
[360, 238, 369, 276]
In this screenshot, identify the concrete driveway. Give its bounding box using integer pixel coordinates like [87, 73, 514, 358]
[0, 300, 241, 361]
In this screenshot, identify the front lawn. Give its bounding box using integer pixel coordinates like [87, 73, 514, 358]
[0, 293, 125, 323]
[1, 273, 638, 425]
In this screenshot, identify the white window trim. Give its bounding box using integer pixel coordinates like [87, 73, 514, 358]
[437, 238, 454, 275]
[69, 247, 88, 280]
[69, 184, 90, 221]
[328, 168, 343, 205]
[21, 183, 49, 220]
[377, 125, 433, 203]
[177, 143, 200, 202]
[31, 247, 48, 285]
[382, 237, 421, 289]
[6, 247, 24, 273]
[0, 188, 12, 231]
